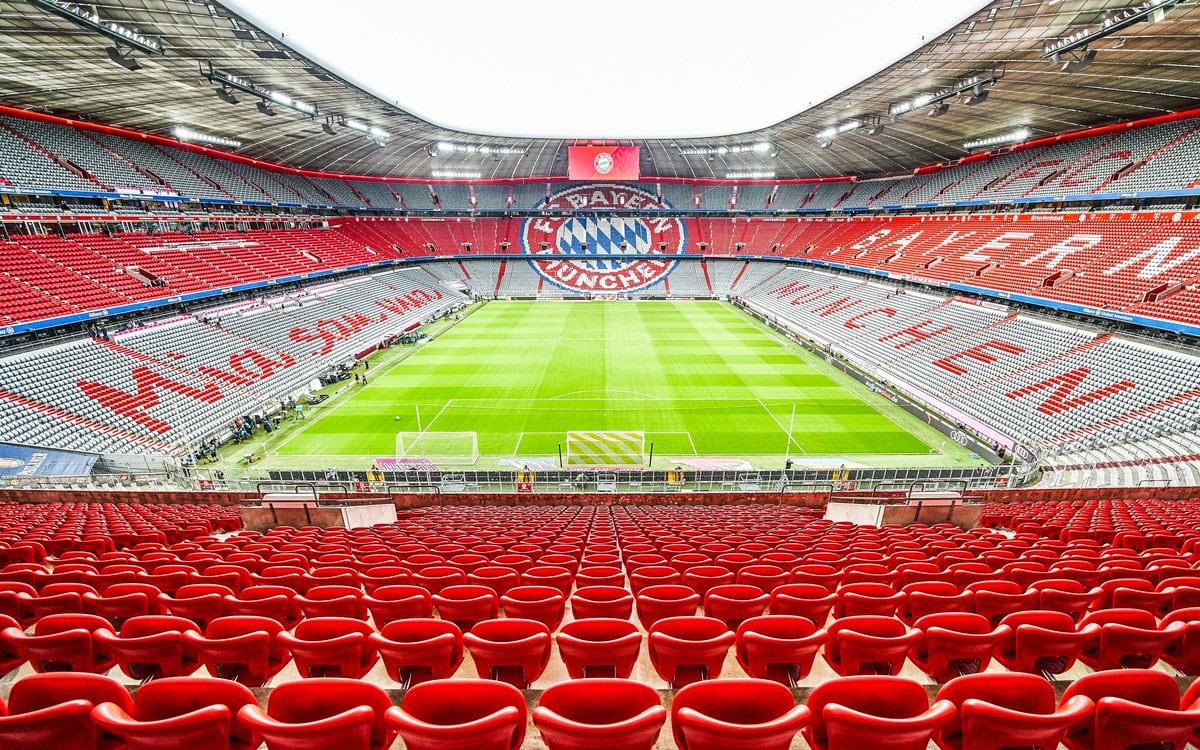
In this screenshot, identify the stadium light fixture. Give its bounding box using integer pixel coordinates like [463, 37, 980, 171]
[961, 83, 989, 105]
[431, 169, 483, 179]
[1059, 47, 1098, 73]
[928, 102, 950, 118]
[203, 62, 318, 118]
[964, 127, 1031, 151]
[726, 171, 776, 179]
[321, 117, 336, 136]
[173, 126, 242, 149]
[106, 46, 141, 72]
[678, 142, 773, 156]
[1041, 0, 1182, 62]
[815, 119, 863, 144]
[28, 1, 165, 59]
[889, 70, 1002, 119]
[342, 118, 390, 144]
[432, 141, 526, 156]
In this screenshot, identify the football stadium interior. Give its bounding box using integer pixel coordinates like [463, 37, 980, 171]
[3, 0, 1200, 747]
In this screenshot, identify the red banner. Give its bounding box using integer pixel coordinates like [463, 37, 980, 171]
[568, 146, 640, 180]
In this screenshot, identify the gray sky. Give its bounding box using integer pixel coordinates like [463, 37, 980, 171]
[229, 0, 987, 139]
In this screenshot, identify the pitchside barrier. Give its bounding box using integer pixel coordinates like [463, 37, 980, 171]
[262, 464, 1026, 494]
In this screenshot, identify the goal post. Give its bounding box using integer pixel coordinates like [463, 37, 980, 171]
[565, 431, 646, 466]
[395, 431, 479, 465]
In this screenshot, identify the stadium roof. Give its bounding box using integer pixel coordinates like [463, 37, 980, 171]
[0, 0, 1197, 181]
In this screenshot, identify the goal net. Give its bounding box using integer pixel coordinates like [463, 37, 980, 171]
[565, 431, 646, 466]
[395, 431, 479, 465]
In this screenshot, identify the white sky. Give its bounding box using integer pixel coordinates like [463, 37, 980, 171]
[227, 0, 987, 140]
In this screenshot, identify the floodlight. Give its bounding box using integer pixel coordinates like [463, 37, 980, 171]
[173, 126, 241, 148]
[105, 46, 140, 71]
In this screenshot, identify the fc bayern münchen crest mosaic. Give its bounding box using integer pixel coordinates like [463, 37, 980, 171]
[521, 184, 687, 293]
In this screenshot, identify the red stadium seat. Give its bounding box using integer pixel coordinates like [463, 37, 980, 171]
[277, 616, 377, 678]
[671, 677, 810, 750]
[82, 585, 155, 628]
[1060, 669, 1200, 750]
[1077, 607, 1185, 670]
[433, 584, 500, 631]
[94, 614, 201, 681]
[768, 583, 838, 625]
[301, 566, 359, 590]
[0, 613, 23, 676]
[737, 564, 789, 591]
[823, 615, 920, 676]
[628, 565, 682, 594]
[1163, 607, 1200, 675]
[967, 581, 1039, 627]
[1095, 577, 1173, 614]
[834, 583, 904, 618]
[804, 675, 956, 750]
[682, 566, 736, 598]
[1029, 579, 1101, 622]
[791, 564, 844, 590]
[702, 584, 769, 629]
[576, 566, 624, 589]
[534, 678, 666, 750]
[1185, 679, 1200, 748]
[933, 672, 1094, 750]
[646, 615, 735, 687]
[0, 673, 132, 750]
[909, 612, 1010, 683]
[462, 618, 552, 688]
[359, 566, 413, 595]
[294, 585, 367, 620]
[239, 678, 395, 750]
[467, 566, 521, 597]
[369, 618, 464, 688]
[556, 617, 642, 679]
[156, 584, 230, 629]
[91, 676, 257, 750]
[362, 584, 434, 626]
[247, 566, 307, 594]
[735, 614, 827, 686]
[385, 678, 526, 750]
[411, 565, 467, 595]
[994, 610, 1100, 678]
[0, 581, 38, 625]
[898, 582, 974, 625]
[4, 612, 117, 673]
[570, 585, 634, 620]
[498, 585, 566, 630]
[222, 585, 301, 629]
[634, 584, 700, 628]
[183, 615, 289, 686]
[521, 566, 574, 596]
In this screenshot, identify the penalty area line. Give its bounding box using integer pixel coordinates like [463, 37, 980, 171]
[756, 398, 808, 455]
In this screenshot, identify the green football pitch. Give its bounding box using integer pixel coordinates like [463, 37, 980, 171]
[273, 300, 975, 469]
